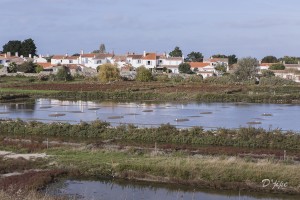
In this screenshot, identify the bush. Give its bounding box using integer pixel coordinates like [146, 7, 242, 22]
[170, 75, 184, 83]
[98, 63, 120, 83]
[269, 63, 285, 70]
[136, 66, 153, 82]
[185, 74, 203, 83]
[259, 76, 296, 86]
[155, 74, 169, 82]
[37, 74, 49, 81]
[56, 66, 73, 81]
[261, 70, 275, 77]
[203, 75, 236, 84]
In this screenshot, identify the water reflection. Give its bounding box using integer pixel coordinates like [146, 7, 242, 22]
[0, 98, 299, 131]
[45, 179, 298, 200]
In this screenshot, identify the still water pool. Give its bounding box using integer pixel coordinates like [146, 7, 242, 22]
[0, 99, 299, 131]
[45, 179, 298, 200]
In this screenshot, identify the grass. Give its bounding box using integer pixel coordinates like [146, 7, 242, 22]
[0, 190, 60, 200]
[47, 147, 300, 193]
[1, 121, 300, 150]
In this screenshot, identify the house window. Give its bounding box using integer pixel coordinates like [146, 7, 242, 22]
[69, 60, 73, 64]
[97, 60, 102, 64]
[147, 61, 151, 65]
[137, 60, 141, 64]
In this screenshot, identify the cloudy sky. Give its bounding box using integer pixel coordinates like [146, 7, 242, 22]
[1, 0, 300, 58]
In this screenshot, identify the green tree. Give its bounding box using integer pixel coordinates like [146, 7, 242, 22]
[8, 62, 17, 73]
[280, 56, 299, 64]
[98, 63, 120, 83]
[169, 46, 182, 57]
[20, 38, 37, 57]
[215, 63, 227, 72]
[56, 66, 73, 81]
[261, 56, 278, 63]
[261, 70, 275, 78]
[269, 63, 285, 70]
[212, 54, 237, 66]
[136, 66, 153, 82]
[178, 63, 192, 74]
[35, 64, 44, 73]
[211, 54, 227, 58]
[2, 40, 22, 55]
[186, 51, 203, 62]
[234, 57, 258, 81]
[228, 54, 238, 66]
[17, 61, 37, 73]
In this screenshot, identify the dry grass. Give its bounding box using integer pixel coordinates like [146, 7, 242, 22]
[0, 190, 66, 200]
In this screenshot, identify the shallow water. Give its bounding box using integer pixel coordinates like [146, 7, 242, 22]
[0, 98, 299, 131]
[44, 179, 298, 200]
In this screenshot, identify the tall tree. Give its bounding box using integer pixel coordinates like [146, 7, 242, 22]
[20, 38, 37, 57]
[186, 51, 203, 62]
[169, 46, 182, 57]
[2, 40, 22, 55]
[234, 57, 258, 81]
[99, 44, 106, 53]
[228, 55, 238, 66]
[261, 56, 278, 63]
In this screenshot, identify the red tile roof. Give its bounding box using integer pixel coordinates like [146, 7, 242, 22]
[260, 63, 275, 67]
[37, 62, 53, 69]
[81, 54, 96, 58]
[189, 62, 210, 68]
[143, 53, 156, 60]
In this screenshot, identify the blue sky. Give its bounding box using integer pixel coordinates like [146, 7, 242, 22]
[1, 0, 300, 58]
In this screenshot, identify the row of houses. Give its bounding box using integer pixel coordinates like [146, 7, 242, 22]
[257, 62, 300, 83]
[1, 50, 300, 82]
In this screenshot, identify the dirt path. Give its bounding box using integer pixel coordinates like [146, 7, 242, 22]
[0, 150, 48, 160]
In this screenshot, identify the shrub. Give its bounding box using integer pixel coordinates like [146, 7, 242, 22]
[170, 75, 184, 83]
[261, 70, 275, 77]
[155, 74, 169, 82]
[136, 66, 153, 82]
[203, 74, 236, 84]
[259, 76, 296, 86]
[185, 74, 203, 83]
[269, 63, 285, 70]
[56, 66, 73, 81]
[98, 63, 120, 83]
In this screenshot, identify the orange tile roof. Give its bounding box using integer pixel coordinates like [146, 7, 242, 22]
[52, 55, 65, 59]
[81, 54, 96, 58]
[67, 56, 79, 60]
[143, 53, 156, 60]
[189, 62, 210, 68]
[260, 63, 275, 67]
[37, 62, 53, 69]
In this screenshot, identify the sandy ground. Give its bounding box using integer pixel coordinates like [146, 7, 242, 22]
[0, 151, 48, 160]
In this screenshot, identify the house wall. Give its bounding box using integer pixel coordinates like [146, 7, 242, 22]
[142, 59, 156, 69]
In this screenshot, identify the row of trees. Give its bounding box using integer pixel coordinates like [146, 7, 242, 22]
[8, 61, 43, 73]
[2, 38, 37, 57]
[168, 46, 238, 66]
[97, 64, 153, 83]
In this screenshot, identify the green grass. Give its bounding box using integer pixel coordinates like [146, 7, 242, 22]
[48, 148, 300, 189]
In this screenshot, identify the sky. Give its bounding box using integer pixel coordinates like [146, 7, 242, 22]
[1, 0, 300, 59]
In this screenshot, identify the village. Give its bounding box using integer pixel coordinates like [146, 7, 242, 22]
[1, 47, 300, 83]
